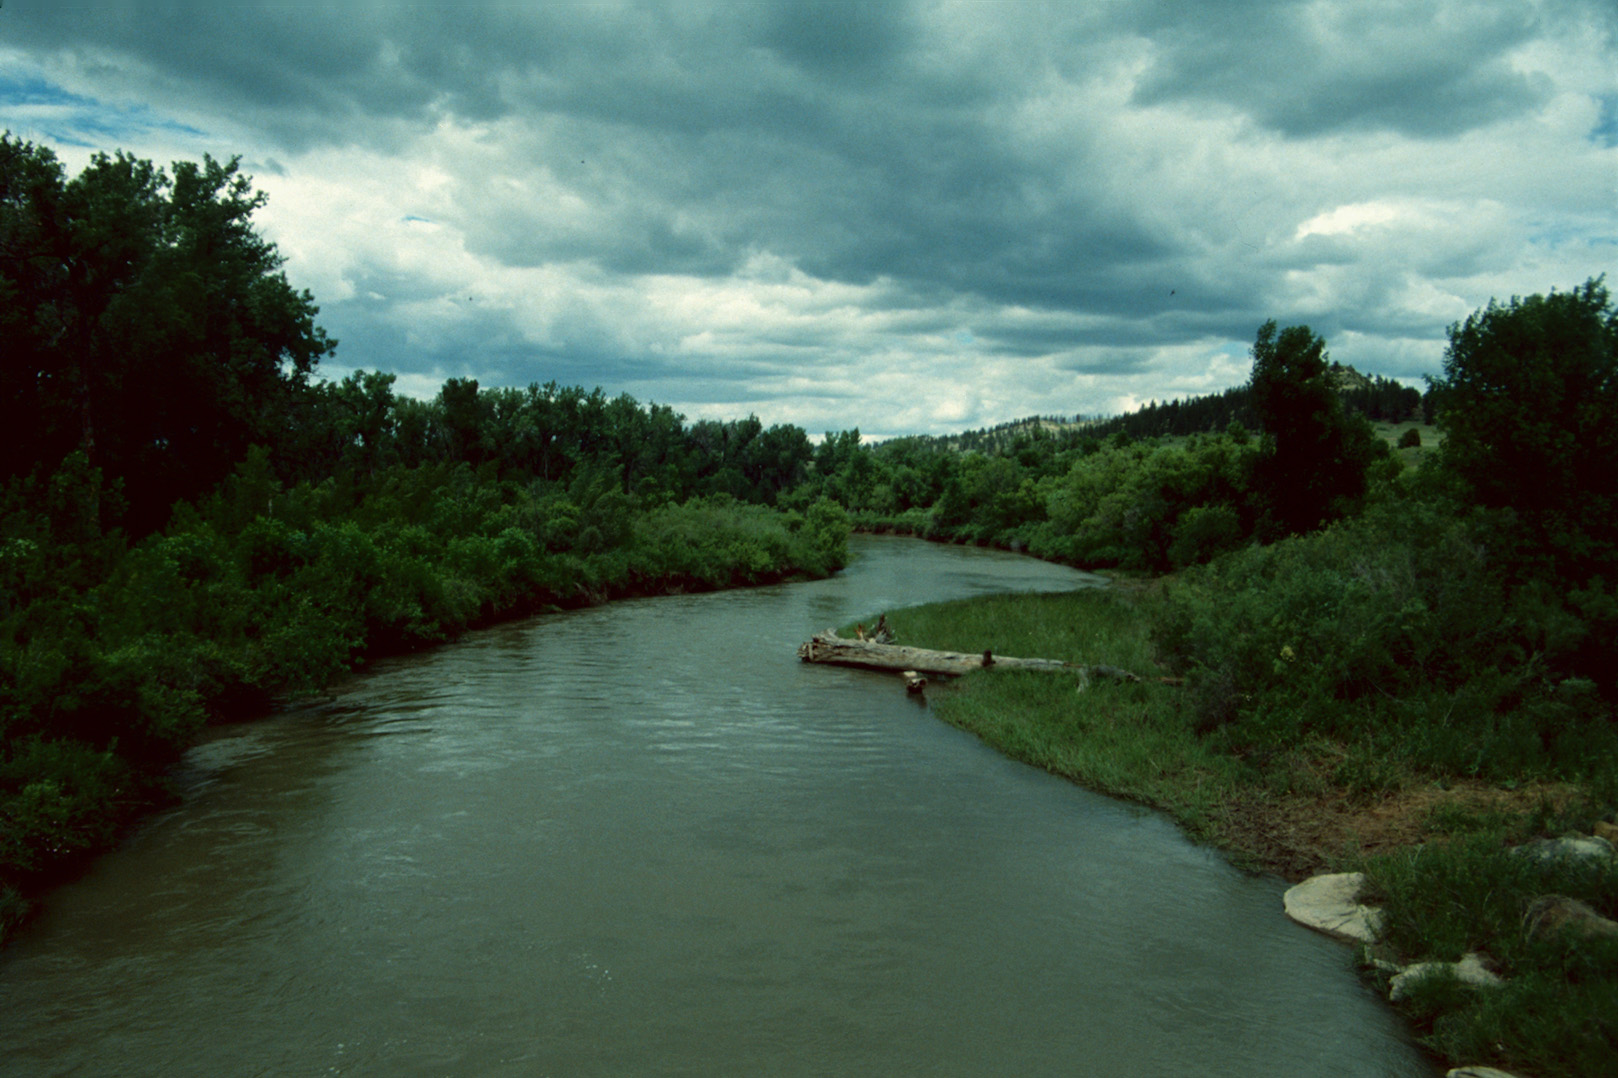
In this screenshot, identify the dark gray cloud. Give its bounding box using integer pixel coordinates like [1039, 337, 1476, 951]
[1124, 0, 1549, 136]
[2, 0, 1613, 435]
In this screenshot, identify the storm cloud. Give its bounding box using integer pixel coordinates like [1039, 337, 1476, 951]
[3, 0, 1613, 435]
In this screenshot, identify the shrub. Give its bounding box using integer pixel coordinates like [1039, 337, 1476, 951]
[1152, 501, 1618, 783]
[0, 736, 137, 882]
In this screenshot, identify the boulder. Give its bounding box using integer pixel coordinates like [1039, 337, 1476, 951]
[1514, 834, 1614, 863]
[1388, 952, 1503, 1001]
[1446, 1068, 1524, 1078]
[1282, 872, 1386, 944]
[1523, 894, 1618, 942]
[1592, 819, 1618, 845]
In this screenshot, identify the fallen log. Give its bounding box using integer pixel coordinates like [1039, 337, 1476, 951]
[796, 629, 1141, 682]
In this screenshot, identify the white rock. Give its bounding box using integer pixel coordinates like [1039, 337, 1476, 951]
[1282, 872, 1386, 943]
[1515, 835, 1615, 862]
[1446, 1068, 1524, 1078]
[1389, 952, 1504, 1001]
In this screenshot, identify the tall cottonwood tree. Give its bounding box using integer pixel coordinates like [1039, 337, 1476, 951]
[0, 135, 335, 533]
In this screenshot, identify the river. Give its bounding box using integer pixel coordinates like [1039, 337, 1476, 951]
[0, 536, 1435, 1076]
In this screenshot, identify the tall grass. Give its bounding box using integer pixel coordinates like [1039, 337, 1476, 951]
[870, 589, 1248, 843]
[1361, 829, 1618, 1078]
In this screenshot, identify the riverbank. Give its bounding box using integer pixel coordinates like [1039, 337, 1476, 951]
[1, 496, 854, 948]
[868, 585, 1617, 1078]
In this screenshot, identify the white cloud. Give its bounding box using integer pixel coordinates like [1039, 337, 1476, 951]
[1295, 201, 1405, 239]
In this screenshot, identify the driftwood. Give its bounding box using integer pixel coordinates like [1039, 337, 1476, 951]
[854, 614, 895, 643]
[797, 629, 1141, 682]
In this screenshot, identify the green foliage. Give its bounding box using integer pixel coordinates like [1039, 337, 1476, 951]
[1152, 501, 1618, 785]
[1027, 432, 1259, 571]
[631, 495, 849, 590]
[0, 135, 335, 534]
[1429, 277, 1617, 580]
[0, 736, 140, 880]
[787, 321, 1395, 572]
[0, 446, 850, 899]
[1167, 504, 1245, 570]
[1397, 427, 1423, 449]
[1249, 320, 1387, 537]
[1363, 830, 1618, 1078]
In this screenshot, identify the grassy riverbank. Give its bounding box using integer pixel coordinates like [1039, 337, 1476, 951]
[869, 583, 1617, 1078]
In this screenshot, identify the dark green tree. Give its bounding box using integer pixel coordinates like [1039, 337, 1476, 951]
[0, 135, 335, 533]
[1248, 320, 1382, 537]
[738, 422, 812, 504]
[438, 378, 489, 466]
[1428, 277, 1617, 574]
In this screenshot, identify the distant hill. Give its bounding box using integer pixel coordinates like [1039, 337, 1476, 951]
[917, 365, 1422, 452]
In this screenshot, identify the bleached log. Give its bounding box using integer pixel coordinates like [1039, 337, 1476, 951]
[797, 629, 1139, 681]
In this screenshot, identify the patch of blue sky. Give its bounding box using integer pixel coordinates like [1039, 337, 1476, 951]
[0, 73, 205, 149]
[1527, 221, 1617, 251]
[0, 73, 97, 109]
[1592, 94, 1618, 148]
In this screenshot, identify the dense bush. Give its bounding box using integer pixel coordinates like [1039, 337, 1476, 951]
[1152, 500, 1618, 790]
[0, 452, 851, 920]
[1026, 432, 1260, 571]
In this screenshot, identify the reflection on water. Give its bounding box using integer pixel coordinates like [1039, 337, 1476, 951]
[0, 537, 1436, 1076]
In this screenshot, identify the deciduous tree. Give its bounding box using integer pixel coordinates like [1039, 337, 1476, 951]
[0, 135, 334, 533]
[1248, 320, 1382, 537]
[1428, 277, 1617, 575]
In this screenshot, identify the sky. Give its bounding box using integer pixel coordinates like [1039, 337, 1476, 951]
[3, 1, 1615, 438]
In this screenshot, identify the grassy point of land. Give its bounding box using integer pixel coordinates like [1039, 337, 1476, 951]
[858, 587, 1581, 878]
[857, 584, 1617, 1078]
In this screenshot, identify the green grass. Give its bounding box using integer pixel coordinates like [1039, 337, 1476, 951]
[857, 589, 1249, 844]
[1360, 829, 1618, 1078]
[1373, 420, 1442, 467]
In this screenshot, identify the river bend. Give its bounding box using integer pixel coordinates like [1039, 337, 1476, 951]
[0, 537, 1435, 1076]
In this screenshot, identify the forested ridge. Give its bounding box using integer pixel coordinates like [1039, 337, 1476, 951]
[4, 137, 1616, 1076]
[914, 363, 1421, 456]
